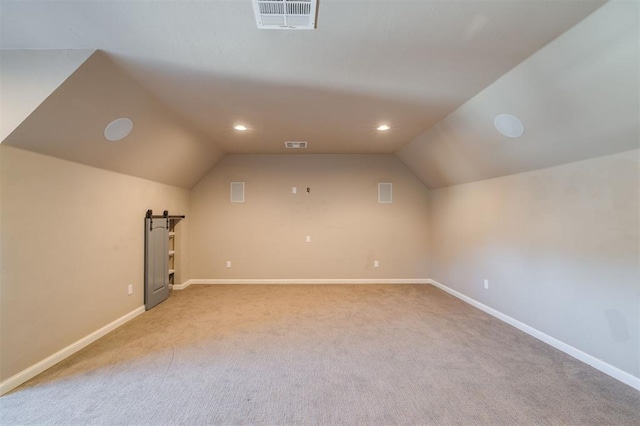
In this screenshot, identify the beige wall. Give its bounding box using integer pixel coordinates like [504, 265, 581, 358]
[189, 154, 430, 279]
[4, 144, 636, 383]
[0, 146, 190, 381]
[428, 150, 640, 377]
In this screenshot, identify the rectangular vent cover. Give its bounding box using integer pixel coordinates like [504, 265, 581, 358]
[230, 182, 245, 203]
[252, 0, 318, 30]
[378, 183, 393, 203]
[285, 141, 307, 149]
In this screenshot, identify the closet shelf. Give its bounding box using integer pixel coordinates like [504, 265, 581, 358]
[168, 250, 175, 256]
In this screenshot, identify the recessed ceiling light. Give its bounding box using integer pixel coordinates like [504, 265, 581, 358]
[377, 124, 390, 131]
[104, 118, 133, 142]
[234, 124, 247, 131]
[494, 114, 525, 138]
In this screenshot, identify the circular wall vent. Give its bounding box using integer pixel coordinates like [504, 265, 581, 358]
[104, 118, 134, 141]
[494, 114, 524, 138]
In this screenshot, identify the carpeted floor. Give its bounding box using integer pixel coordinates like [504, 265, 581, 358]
[1, 284, 639, 425]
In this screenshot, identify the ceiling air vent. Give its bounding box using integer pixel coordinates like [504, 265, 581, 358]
[252, 0, 318, 30]
[285, 141, 307, 149]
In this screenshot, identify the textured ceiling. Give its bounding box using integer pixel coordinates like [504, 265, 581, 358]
[0, 0, 638, 187]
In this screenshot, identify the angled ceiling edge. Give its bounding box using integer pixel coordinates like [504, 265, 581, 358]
[3, 50, 225, 189]
[0, 49, 95, 143]
[395, 1, 638, 190]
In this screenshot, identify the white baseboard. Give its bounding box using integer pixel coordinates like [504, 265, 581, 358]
[8, 281, 635, 395]
[173, 278, 430, 290]
[172, 281, 192, 290]
[428, 279, 640, 391]
[0, 306, 145, 396]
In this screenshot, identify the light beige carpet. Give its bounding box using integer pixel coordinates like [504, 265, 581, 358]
[2, 284, 639, 425]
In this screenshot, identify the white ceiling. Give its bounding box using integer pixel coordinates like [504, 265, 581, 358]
[397, 0, 640, 187]
[3, 0, 637, 190]
[1, 0, 607, 157]
[0, 49, 93, 142]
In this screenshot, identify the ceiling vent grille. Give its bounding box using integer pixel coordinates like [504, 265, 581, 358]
[285, 141, 307, 149]
[252, 0, 318, 30]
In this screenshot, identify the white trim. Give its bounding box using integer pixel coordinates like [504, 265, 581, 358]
[0, 306, 145, 396]
[11, 280, 632, 395]
[183, 278, 430, 285]
[172, 280, 192, 290]
[427, 279, 640, 391]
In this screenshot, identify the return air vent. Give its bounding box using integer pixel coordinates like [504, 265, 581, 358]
[252, 0, 318, 30]
[285, 141, 307, 149]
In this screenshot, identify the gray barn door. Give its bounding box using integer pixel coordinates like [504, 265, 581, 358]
[145, 217, 169, 310]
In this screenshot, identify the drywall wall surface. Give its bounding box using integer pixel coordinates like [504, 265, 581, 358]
[428, 150, 640, 377]
[0, 146, 190, 381]
[189, 154, 430, 279]
[396, 0, 639, 188]
[0, 49, 94, 143]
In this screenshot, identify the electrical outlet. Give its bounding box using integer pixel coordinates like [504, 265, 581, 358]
[226, 260, 232, 268]
[374, 260, 379, 268]
[128, 284, 133, 295]
[292, 186, 297, 194]
[484, 279, 489, 289]
[306, 235, 311, 243]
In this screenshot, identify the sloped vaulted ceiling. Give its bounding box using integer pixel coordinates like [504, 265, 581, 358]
[0, 49, 94, 142]
[2, 51, 224, 188]
[397, 0, 640, 188]
[2, 0, 635, 189]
